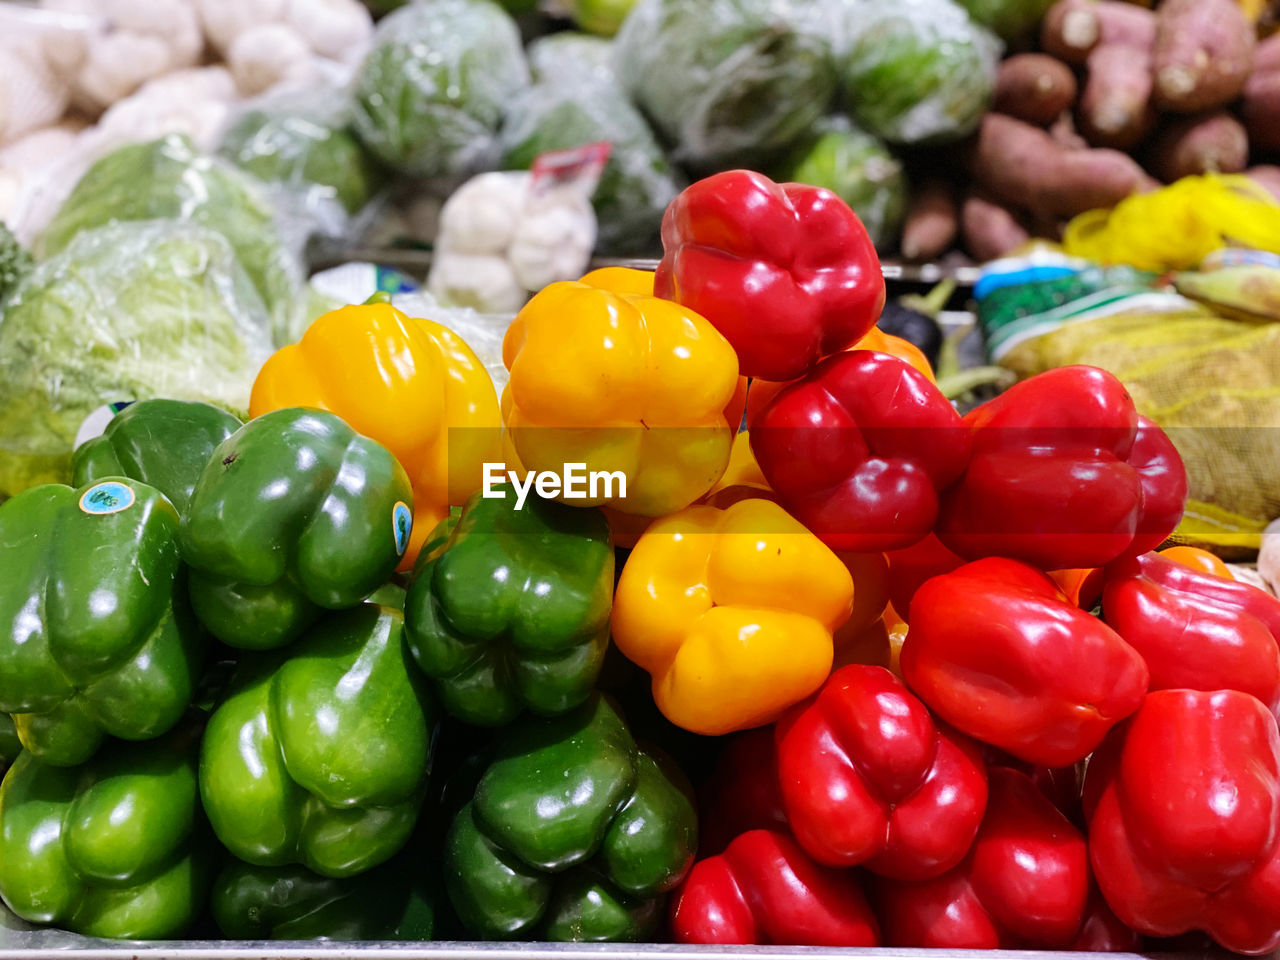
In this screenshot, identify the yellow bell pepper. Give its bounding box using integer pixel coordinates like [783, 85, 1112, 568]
[250, 301, 501, 569]
[612, 498, 854, 735]
[578, 266, 655, 296]
[502, 277, 739, 516]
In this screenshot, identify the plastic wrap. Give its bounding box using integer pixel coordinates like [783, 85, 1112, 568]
[500, 81, 679, 255]
[526, 32, 618, 88]
[841, 0, 1001, 145]
[351, 0, 529, 178]
[0, 220, 275, 497]
[614, 0, 840, 167]
[36, 134, 306, 347]
[775, 117, 907, 251]
[392, 291, 513, 397]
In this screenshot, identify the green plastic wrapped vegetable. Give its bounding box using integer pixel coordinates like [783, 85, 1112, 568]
[200, 604, 435, 878]
[352, 0, 529, 178]
[527, 33, 618, 87]
[444, 695, 697, 941]
[38, 135, 304, 346]
[0, 480, 205, 767]
[179, 408, 414, 650]
[954, 0, 1055, 42]
[219, 101, 386, 216]
[0, 221, 274, 497]
[0, 726, 212, 939]
[615, 0, 839, 166]
[776, 118, 908, 251]
[570, 0, 638, 35]
[405, 486, 614, 727]
[841, 0, 1001, 145]
[0, 221, 31, 306]
[72, 399, 243, 515]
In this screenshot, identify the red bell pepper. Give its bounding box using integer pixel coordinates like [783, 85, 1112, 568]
[697, 728, 788, 855]
[884, 533, 966, 622]
[655, 170, 885, 382]
[1085, 689, 1280, 955]
[750, 351, 971, 552]
[1102, 551, 1280, 713]
[902, 558, 1149, 767]
[1072, 893, 1145, 952]
[875, 767, 1090, 949]
[936, 366, 1187, 570]
[775, 664, 988, 879]
[670, 829, 880, 946]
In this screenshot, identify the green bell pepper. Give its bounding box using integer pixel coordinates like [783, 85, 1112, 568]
[0, 479, 205, 766]
[72, 399, 243, 514]
[0, 715, 19, 774]
[443, 695, 696, 941]
[200, 603, 435, 878]
[0, 724, 212, 939]
[180, 408, 414, 650]
[405, 486, 613, 726]
[211, 857, 436, 940]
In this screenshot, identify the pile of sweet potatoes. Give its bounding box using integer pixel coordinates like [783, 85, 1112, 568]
[899, 0, 1280, 262]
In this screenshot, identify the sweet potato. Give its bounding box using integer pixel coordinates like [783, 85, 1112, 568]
[1049, 110, 1090, 150]
[994, 54, 1079, 126]
[900, 178, 959, 262]
[1247, 165, 1280, 202]
[962, 191, 1031, 262]
[1148, 112, 1250, 182]
[1153, 0, 1256, 112]
[969, 113, 1156, 219]
[1078, 43, 1156, 149]
[1041, 0, 1156, 65]
[1244, 35, 1280, 154]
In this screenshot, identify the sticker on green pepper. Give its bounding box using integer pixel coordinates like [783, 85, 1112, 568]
[180, 408, 414, 650]
[0, 723, 213, 939]
[443, 695, 697, 941]
[405, 485, 613, 727]
[0, 479, 205, 766]
[200, 603, 436, 878]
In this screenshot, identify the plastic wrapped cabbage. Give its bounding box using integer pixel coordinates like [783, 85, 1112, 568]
[954, 0, 1055, 42]
[218, 98, 386, 217]
[37, 135, 305, 346]
[527, 32, 618, 88]
[776, 118, 907, 251]
[615, 0, 840, 166]
[500, 82, 679, 255]
[352, 0, 529, 178]
[0, 221, 274, 497]
[841, 0, 1001, 145]
[392, 290, 512, 397]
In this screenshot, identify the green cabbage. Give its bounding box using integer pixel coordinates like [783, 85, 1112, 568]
[352, 0, 529, 178]
[0, 222, 32, 307]
[842, 0, 1001, 145]
[38, 135, 304, 346]
[0, 221, 274, 497]
[776, 118, 907, 251]
[615, 0, 840, 166]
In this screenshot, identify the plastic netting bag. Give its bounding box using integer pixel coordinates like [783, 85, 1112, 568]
[391, 290, 512, 397]
[0, 220, 274, 497]
[499, 81, 679, 255]
[36, 134, 306, 347]
[351, 0, 530, 178]
[841, 0, 1001, 145]
[614, 0, 840, 167]
[977, 253, 1280, 555]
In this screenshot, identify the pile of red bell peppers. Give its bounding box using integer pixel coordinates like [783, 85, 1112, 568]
[659, 170, 1280, 955]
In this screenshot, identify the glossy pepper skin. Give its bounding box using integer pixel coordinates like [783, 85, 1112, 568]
[200, 604, 435, 878]
[211, 858, 436, 940]
[875, 768, 1089, 949]
[180, 408, 414, 650]
[1102, 551, 1280, 712]
[752, 352, 971, 552]
[0, 715, 17, 775]
[0, 726, 212, 939]
[250, 302, 501, 570]
[71, 399, 243, 514]
[443, 696, 696, 941]
[0, 479, 204, 766]
[697, 729, 788, 855]
[502, 277, 738, 517]
[611, 498, 854, 735]
[404, 485, 614, 726]
[776, 664, 988, 879]
[937, 366, 1188, 570]
[903, 558, 1149, 767]
[1085, 689, 1280, 955]
[671, 829, 880, 946]
[655, 170, 885, 381]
